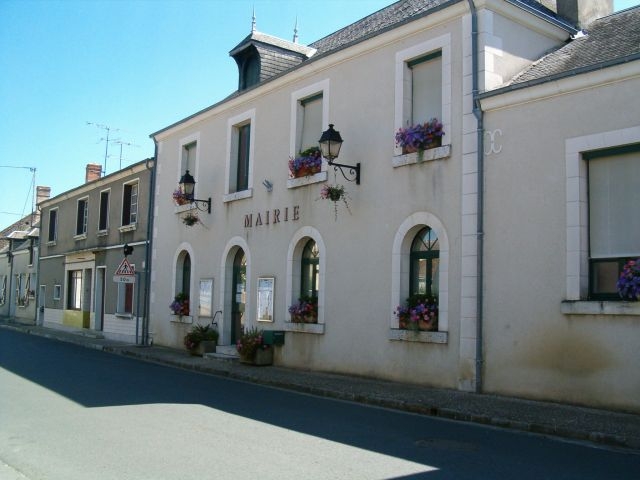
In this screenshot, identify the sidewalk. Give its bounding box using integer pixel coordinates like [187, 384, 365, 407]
[2, 319, 640, 452]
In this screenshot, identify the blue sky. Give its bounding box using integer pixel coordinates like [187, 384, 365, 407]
[0, 0, 638, 228]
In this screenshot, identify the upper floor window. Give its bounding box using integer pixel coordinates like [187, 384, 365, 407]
[225, 110, 255, 201]
[235, 123, 250, 192]
[182, 142, 197, 177]
[586, 145, 640, 299]
[297, 94, 323, 154]
[76, 198, 88, 236]
[122, 182, 138, 226]
[99, 190, 110, 231]
[408, 51, 442, 125]
[47, 209, 58, 242]
[395, 35, 451, 155]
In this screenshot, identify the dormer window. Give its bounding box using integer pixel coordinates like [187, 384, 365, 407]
[238, 49, 260, 90]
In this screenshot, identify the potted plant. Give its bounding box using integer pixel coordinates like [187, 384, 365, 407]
[617, 258, 640, 301]
[184, 323, 219, 356]
[182, 212, 199, 226]
[173, 189, 190, 206]
[395, 294, 438, 331]
[236, 326, 273, 365]
[319, 183, 351, 220]
[288, 296, 318, 323]
[395, 118, 444, 154]
[288, 147, 322, 178]
[170, 292, 189, 316]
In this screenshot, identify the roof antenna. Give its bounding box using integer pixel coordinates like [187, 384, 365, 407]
[293, 16, 299, 43]
[251, 6, 256, 33]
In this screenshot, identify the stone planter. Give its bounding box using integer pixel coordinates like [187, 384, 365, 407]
[189, 340, 217, 357]
[240, 347, 274, 366]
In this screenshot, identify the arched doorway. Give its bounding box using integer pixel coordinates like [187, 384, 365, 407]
[231, 248, 246, 344]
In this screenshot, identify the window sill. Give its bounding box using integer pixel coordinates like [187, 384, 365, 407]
[223, 188, 253, 203]
[119, 224, 137, 233]
[97, 229, 109, 237]
[287, 171, 328, 189]
[283, 322, 325, 334]
[115, 313, 133, 319]
[389, 328, 448, 344]
[170, 314, 193, 324]
[73, 234, 87, 241]
[392, 144, 451, 168]
[46, 241, 56, 246]
[561, 300, 640, 316]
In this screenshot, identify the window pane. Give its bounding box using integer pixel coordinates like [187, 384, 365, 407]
[48, 210, 57, 241]
[300, 95, 323, 152]
[589, 151, 640, 257]
[99, 192, 109, 230]
[590, 260, 620, 295]
[411, 54, 442, 124]
[237, 124, 250, 191]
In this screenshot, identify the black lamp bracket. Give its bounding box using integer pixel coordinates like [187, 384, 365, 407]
[190, 197, 212, 214]
[328, 160, 361, 185]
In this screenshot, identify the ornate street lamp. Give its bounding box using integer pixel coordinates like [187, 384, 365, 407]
[178, 170, 211, 214]
[319, 124, 361, 184]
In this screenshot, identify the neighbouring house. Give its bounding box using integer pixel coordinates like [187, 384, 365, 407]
[38, 161, 153, 343]
[0, 186, 50, 323]
[147, 0, 639, 412]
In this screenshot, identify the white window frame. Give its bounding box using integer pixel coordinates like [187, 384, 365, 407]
[224, 109, 255, 202]
[47, 208, 58, 243]
[53, 284, 61, 301]
[98, 189, 110, 232]
[178, 133, 200, 196]
[394, 34, 451, 157]
[284, 226, 326, 335]
[75, 197, 89, 238]
[390, 212, 449, 343]
[121, 180, 139, 228]
[563, 126, 640, 316]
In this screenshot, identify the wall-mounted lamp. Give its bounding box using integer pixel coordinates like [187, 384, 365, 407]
[179, 170, 212, 214]
[262, 179, 273, 192]
[319, 124, 361, 184]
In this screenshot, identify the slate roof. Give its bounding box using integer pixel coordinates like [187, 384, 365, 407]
[509, 6, 640, 87]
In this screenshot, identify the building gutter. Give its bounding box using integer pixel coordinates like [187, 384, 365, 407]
[468, 0, 484, 394]
[142, 149, 157, 345]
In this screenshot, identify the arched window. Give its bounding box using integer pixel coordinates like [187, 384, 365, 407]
[410, 226, 439, 297]
[301, 239, 319, 299]
[182, 253, 191, 298]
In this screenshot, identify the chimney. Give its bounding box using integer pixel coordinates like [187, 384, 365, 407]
[36, 186, 51, 206]
[545, 0, 613, 29]
[85, 163, 102, 183]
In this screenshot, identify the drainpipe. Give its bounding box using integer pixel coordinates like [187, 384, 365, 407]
[142, 145, 157, 345]
[467, 0, 485, 394]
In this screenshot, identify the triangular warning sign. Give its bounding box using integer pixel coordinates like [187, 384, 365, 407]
[115, 257, 135, 276]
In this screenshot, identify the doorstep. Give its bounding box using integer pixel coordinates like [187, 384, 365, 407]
[205, 344, 239, 361]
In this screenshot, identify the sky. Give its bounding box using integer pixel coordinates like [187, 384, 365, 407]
[0, 0, 638, 229]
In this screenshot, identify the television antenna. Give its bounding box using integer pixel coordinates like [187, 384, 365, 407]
[0, 165, 37, 222]
[87, 122, 120, 176]
[111, 140, 140, 170]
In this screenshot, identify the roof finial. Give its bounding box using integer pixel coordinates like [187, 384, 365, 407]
[293, 16, 299, 43]
[251, 6, 256, 33]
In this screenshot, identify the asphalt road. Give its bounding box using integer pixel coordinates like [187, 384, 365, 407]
[1, 329, 639, 479]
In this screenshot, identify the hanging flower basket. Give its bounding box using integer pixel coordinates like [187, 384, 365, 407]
[319, 183, 351, 221]
[395, 118, 444, 154]
[289, 147, 323, 178]
[182, 212, 199, 227]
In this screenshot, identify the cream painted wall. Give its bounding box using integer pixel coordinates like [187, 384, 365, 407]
[482, 75, 640, 411]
